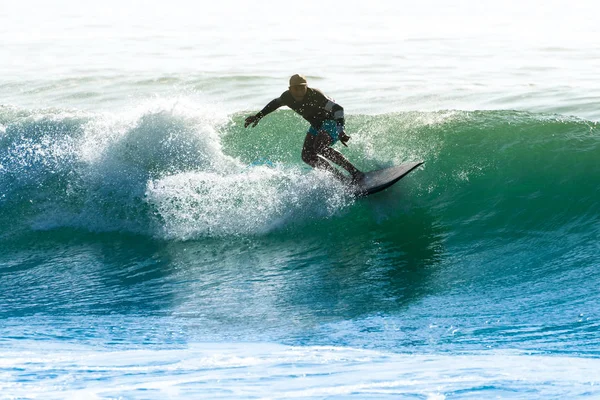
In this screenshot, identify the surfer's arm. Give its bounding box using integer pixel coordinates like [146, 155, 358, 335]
[321, 96, 350, 146]
[320, 94, 345, 131]
[327, 101, 345, 129]
[245, 97, 283, 128]
[257, 97, 283, 119]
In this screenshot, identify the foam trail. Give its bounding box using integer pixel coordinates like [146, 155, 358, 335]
[146, 165, 352, 238]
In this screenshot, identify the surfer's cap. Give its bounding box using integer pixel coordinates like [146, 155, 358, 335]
[289, 74, 308, 87]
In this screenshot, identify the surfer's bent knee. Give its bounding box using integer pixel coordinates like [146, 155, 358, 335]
[301, 149, 317, 165]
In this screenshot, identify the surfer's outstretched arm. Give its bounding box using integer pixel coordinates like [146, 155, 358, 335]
[244, 97, 283, 128]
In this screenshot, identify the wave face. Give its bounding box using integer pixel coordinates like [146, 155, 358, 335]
[1, 103, 598, 242]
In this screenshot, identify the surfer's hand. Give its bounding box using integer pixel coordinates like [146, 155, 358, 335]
[339, 132, 351, 147]
[244, 114, 261, 128]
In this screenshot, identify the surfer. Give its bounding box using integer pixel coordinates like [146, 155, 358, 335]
[244, 74, 365, 183]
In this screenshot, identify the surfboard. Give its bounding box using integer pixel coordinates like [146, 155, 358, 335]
[352, 161, 424, 196]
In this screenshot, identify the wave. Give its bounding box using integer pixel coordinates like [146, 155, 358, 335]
[0, 101, 351, 238]
[1, 101, 599, 242]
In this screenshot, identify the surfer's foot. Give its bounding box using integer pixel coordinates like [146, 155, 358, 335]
[351, 171, 365, 184]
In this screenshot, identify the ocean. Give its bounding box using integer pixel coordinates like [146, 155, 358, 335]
[1, 0, 599, 398]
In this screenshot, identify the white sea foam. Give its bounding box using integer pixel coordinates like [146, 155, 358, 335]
[1, 99, 354, 237]
[1, 342, 598, 399]
[145, 165, 352, 239]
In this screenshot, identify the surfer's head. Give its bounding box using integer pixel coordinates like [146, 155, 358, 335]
[289, 74, 308, 101]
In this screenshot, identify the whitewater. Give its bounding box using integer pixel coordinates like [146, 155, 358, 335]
[1, 0, 600, 398]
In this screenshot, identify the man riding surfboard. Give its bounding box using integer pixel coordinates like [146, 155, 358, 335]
[244, 74, 365, 183]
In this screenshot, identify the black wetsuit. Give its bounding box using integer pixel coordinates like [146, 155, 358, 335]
[257, 87, 345, 132]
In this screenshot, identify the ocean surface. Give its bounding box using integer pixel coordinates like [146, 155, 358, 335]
[1, 0, 600, 398]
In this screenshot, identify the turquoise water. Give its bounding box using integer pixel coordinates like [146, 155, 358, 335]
[2, 1, 600, 398]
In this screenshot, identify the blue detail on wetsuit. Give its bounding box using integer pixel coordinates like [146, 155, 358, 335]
[308, 120, 340, 143]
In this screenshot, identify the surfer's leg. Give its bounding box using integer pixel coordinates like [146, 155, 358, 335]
[302, 133, 346, 180]
[315, 130, 363, 180]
